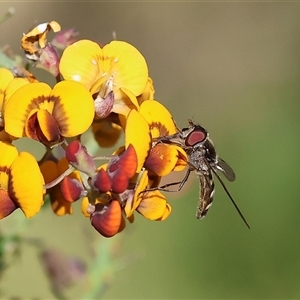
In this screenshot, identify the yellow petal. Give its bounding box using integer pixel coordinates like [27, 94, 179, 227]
[0, 141, 18, 167]
[9, 152, 44, 218]
[0, 68, 14, 89]
[158, 202, 172, 221]
[0, 142, 18, 190]
[144, 143, 179, 176]
[103, 41, 148, 96]
[172, 145, 188, 172]
[137, 190, 168, 220]
[36, 109, 61, 143]
[25, 21, 61, 38]
[125, 109, 151, 172]
[112, 87, 139, 116]
[139, 100, 177, 138]
[81, 197, 90, 217]
[137, 77, 155, 104]
[4, 82, 52, 138]
[60, 39, 103, 91]
[0, 68, 14, 110]
[50, 187, 73, 216]
[3, 78, 30, 112]
[124, 169, 148, 218]
[48, 21, 61, 33]
[51, 80, 94, 137]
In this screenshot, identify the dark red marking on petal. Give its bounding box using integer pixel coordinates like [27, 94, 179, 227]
[26, 109, 62, 146]
[26, 111, 39, 140]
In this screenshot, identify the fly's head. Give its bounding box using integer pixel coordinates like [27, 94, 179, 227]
[181, 119, 208, 150]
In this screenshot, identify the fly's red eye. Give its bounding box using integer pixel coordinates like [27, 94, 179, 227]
[185, 129, 207, 147]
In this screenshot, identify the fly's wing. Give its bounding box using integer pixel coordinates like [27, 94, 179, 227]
[196, 171, 215, 219]
[215, 158, 236, 182]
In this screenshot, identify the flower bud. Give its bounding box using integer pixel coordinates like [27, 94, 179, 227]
[60, 177, 84, 202]
[65, 140, 96, 177]
[90, 201, 122, 238]
[92, 168, 112, 193]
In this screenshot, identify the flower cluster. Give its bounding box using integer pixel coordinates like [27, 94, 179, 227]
[0, 21, 188, 237]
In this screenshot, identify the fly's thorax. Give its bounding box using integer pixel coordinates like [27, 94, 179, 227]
[202, 138, 218, 164]
[189, 147, 210, 174]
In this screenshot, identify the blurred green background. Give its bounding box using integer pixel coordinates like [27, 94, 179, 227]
[1, 1, 300, 299]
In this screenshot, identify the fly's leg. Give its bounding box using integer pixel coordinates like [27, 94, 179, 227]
[140, 169, 191, 194]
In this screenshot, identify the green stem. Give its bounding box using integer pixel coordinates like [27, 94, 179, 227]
[0, 7, 15, 25]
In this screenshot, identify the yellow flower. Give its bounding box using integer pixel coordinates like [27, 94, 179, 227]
[136, 190, 172, 221]
[124, 169, 171, 221]
[0, 142, 44, 219]
[60, 39, 148, 116]
[4, 80, 95, 146]
[21, 21, 61, 59]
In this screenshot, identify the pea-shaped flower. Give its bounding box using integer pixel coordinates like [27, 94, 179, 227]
[4, 80, 95, 146]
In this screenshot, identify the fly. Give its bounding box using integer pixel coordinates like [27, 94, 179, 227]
[150, 119, 250, 229]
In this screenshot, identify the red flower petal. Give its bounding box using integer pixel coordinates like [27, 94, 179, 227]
[108, 144, 137, 178]
[90, 200, 122, 238]
[93, 168, 112, 193]
[65, 140, 96, 177]
[65, 140, 80, 163]
[110, 168, 129, 194]
[60, 177, 83, 202]
[118, 144, 138, 178]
